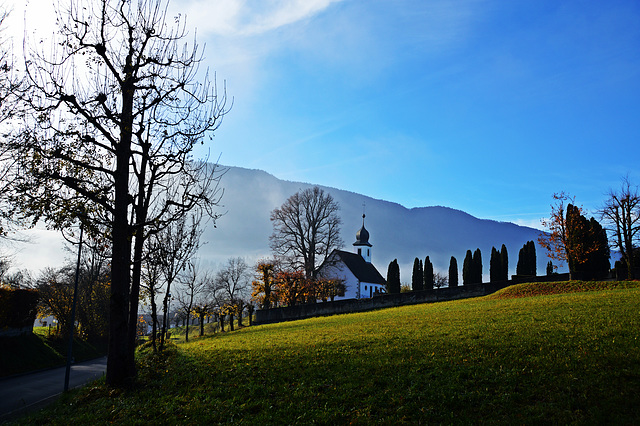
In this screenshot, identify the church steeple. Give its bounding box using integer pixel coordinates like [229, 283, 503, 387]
[353, 213, 372, 262]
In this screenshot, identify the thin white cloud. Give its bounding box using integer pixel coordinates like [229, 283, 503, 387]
[179, 0, 344, 37]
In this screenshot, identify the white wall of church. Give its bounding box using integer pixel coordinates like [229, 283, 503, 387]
[328, 260, 384, 300]
[330, 261, 360, 300]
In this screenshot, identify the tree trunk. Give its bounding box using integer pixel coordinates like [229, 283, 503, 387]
[150, 287, 157, 352]
[107, 104, 134, 387]
[237, 302, 244, 327]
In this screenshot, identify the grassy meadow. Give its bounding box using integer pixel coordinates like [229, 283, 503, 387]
[13, 281, 640, 424]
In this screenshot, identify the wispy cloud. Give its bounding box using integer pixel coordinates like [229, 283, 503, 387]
[178, 0, 344, 37]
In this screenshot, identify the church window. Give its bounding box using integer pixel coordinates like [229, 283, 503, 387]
[358, 248, 362, 255]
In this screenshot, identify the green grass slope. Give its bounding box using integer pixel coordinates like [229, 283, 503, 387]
[15, 282, 640, 424]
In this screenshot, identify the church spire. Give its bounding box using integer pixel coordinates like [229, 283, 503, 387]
[353, 213, 372, 262]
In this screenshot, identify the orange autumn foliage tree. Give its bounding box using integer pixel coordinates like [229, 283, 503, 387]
[315, 278, 346, 302]
[539, 192, 578, 272]
[274, 270, 306, 307]
[251, 261, 277, 310]
[252, 261, 347, 308]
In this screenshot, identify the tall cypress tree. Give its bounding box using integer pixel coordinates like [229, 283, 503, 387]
[449, 256, 458, 287]
[386, 259, 401, 294]
[517, 241, 536, 276]
[424, 256, 434, 290]
[489, 247, 500, 283]
[565, 204, 583, 276]
[412, 257, 423, 291]
[473, 248, 482, 283]
[516, 246, 524, 276]
[462, 250, 473, 285]
[587, 217, 610, 279]
[566, 210, 610, 280]
[527, 241, 537, 276]
[546, 260, 554, 275]
[500, 244, 509, 280]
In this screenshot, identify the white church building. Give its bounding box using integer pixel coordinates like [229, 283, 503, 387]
[318, 214, 386, 299]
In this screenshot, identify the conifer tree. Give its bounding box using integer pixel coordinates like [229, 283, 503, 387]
[546, 260, 554, 275]
[565, 211, 610, 279]
[411, 257, 424, 291]
[517, 241, 537, 276]
[386, 259, 401, 294]
[473, 248, 482, 283]
[449, 256, 458, 287]
[462, 250, 473, 285]
[516, 246, 525, 276]
[500, 244, 509, 280]
[424, 256, 434, 290]
[587, 218, 610, 279]
[527, 241, 537, 276]
[489, 247, 501, 282]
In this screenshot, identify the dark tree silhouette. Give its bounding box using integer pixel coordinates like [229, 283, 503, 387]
[462, 250, 473, 285]
[411, 258, 423, 291]
[516, 241, 536, 276]
[546, 261, 554, 275]
[489, 247, 501, 283]
[600, 177, 640, 279]
[423, 256, 434, 290]
[448, 256, 458, 287]
[386, 259, 401, 294]
[500, 244, 509, 281]
[472, 248, 482, 283]
[566, 207, 610, 279]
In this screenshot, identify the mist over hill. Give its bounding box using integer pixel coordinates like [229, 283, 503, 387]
[201, 166, 551, 283]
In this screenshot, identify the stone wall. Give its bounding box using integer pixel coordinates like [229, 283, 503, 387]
[255, 273, 571, 325]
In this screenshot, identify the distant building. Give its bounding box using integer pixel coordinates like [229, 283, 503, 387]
[318, 214, 386, 299]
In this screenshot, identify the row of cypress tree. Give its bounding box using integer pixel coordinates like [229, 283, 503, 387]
[489, 245, 509, 282]
[386, 210, 610, 294]
[410, 256, 435, 291]
[462, 249, 483, 284]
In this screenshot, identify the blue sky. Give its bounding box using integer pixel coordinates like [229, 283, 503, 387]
[8, 0, 640, 229]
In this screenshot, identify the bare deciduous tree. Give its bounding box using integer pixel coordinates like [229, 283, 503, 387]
[175, 260, 210, 342]
[155, 212, 203, 350]
[140, 237, 164, 351]
[2, 0, 228, 386]
[213, 257, 251, 327]
[270, 186, 343, 280]
[600, 176, 640, 279]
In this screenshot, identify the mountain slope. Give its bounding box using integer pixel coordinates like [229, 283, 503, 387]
[201, 166, 550, 282]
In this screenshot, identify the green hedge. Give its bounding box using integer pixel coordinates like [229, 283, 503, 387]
[0, 287, 39, 330]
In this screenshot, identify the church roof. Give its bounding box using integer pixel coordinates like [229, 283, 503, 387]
[329, 250, 386, 285]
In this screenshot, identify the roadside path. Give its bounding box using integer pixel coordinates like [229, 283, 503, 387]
[0, 356, 107, 422]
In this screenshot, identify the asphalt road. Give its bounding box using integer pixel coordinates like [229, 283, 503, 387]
[0, 356, 107, 422]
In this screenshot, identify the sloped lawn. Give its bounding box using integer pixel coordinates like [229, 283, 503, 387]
[14, 281, 640, 424]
